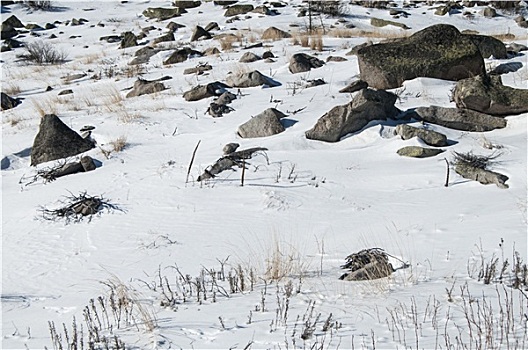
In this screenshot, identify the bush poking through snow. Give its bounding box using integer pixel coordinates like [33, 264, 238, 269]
[40, 192, 122, 223]
[22, 41, 67, 65]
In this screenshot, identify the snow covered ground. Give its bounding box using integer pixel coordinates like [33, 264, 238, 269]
[1, 1, 527, 349]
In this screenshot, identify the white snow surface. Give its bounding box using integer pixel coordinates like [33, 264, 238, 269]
[1, 1, 527, 349]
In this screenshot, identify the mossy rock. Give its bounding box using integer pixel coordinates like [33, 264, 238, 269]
[397, 146, 444, 158]
[370, 17, 410, 30]
[142, 7, 187, 20]
[224, 4, 253, 17]
[357, 24, 485, 89]
[453, 75, 528, 116]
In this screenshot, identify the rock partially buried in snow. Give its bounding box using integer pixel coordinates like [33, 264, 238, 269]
[357, 24, 485, 89]
[397, 146, 444, 158]
[183, 81, 229, 101]
[289, 53, 324, 74]
[306, 89, 399, 142]
[395, 124, 448, 147]
[1, 92, 22, 110]
[31, 114, 95, 166]
[453, 75, 528, 116]
[225, 70, 280, 88]
[224, 4, 254, 17]
[142, 7, 187, 20]
[126, 77, 168, 98]
[237, 108, 287, 138]
[455, 163, 509, 189]
[261, 26, 291, 40]
[414, 106, 507, 132]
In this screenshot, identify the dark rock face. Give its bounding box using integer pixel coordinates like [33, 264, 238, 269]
[414, 106, 507, 131]
[465, 34, 507, 59]
[163, 47, 203, 64]
[305, 89, 400, 142]
[339, 80, 368, 93]
[1, 92, 21, 110]
[183, 81, 229, 101]
[120, 31, 138, 49]
[172, 0, 202, 9]
[31, 114, 95, 166]
[453, 75, 528, 116]
[190, 25, 212, 42]
[289, 53, 325, 74]
[357, 24, 485, 89]
[455, 163, 509, 189]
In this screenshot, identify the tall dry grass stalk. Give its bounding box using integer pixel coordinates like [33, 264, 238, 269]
[32, 97, 58, 117]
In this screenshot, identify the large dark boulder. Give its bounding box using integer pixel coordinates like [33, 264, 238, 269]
[237, 108, 287, 138]
[453, 75, 528, 116]
[466, 34, 507, 59]
[306, 89, 399, 142]
[31, 114, 95, 166]
[357, 24, 485, 89]
[289, 53, 325, 74]
[414, 106, 507, 131]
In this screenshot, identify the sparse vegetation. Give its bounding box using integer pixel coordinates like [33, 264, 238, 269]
[22, 41, 68, 65]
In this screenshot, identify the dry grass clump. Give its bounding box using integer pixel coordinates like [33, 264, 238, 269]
[310, 33, 324, 51]
[329, 28, 411, 39]
[218, 34, 240, 51]
[3, 82, 22, 96]
[32, 97, 58, 117]
[109, 136, 128, 152]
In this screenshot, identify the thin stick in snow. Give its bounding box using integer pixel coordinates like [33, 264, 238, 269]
[186, 140, 201, 184]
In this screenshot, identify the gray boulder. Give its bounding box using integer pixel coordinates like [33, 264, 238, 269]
[453, 75, 528, 116]
[1, 92, 21, 110]
[357, 24, 485, 89]
[190, 25, 212, 42]
[173, 0, 202, 9]
[289, 53, 325, 74]
[455, 163, 508, 189]
[237, 108, 287, 138]
[239, 52, 261, 63]
[414, 106, 507, 132]
[394, 124, 448, 147]
[215, 91, 237, 105]
[126, 78, 167, 98]
[306, 89, 399, 142]
[183, 81, 228, 101]
[120, 31, 138, 49]
[225, 70, 280, 88]
[206, 102, 234, 118]
[223, 143, 240, 155]
[397, 146, 444, 158]
[261, 26, 291, 40]
[152, 32, 175, 44]
[129, 46, 161, 65]
[142, 7, 187, 20]
[183, 64, 213, 75]
[31, 114, 95, 166]
[224, 4, 254, 17]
